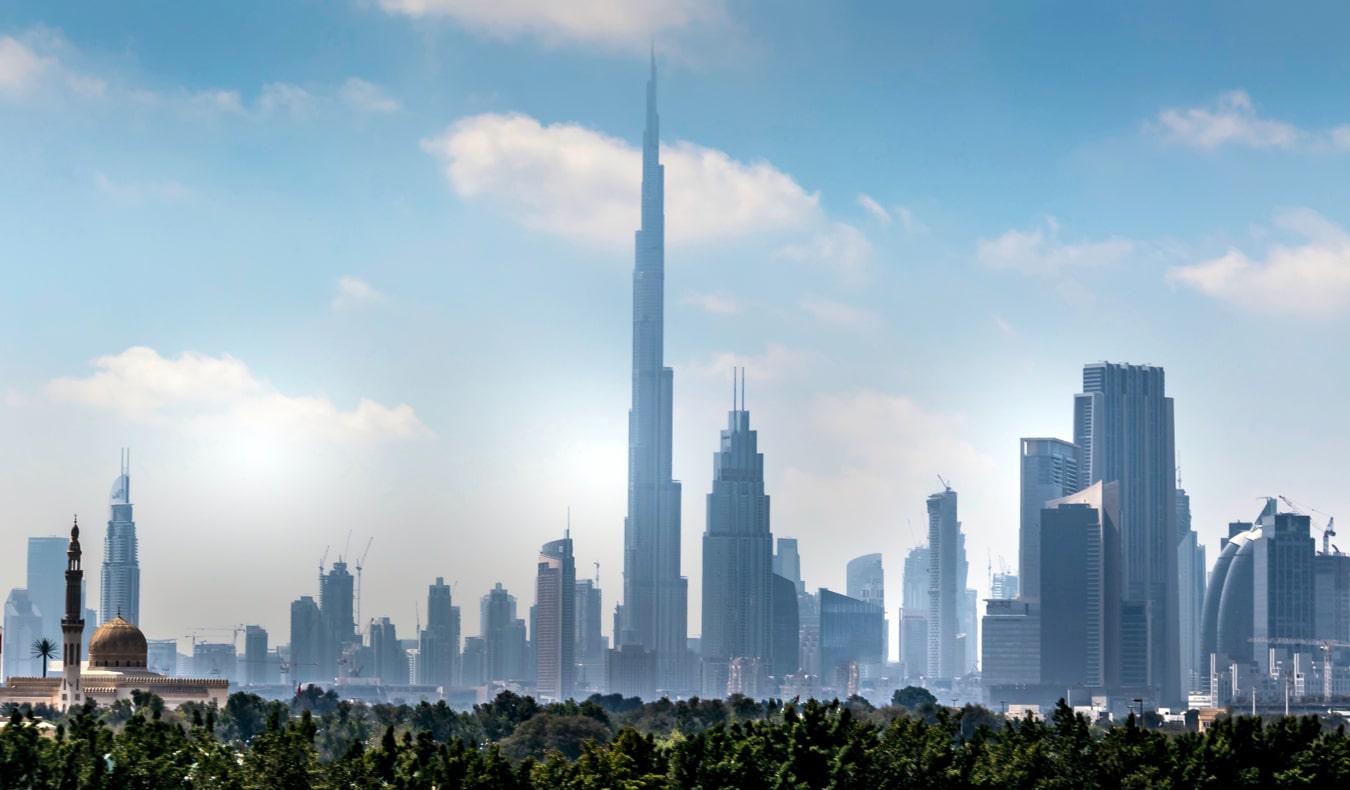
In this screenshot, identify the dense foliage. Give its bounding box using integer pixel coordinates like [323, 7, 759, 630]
[2, 687, 1349, 788]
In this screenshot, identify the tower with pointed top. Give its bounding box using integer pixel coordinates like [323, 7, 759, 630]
[60, 519, 85, 711]
[699, 369, 774, 696]
[101, 449, 140, 626]
[618, 53, 689, 692]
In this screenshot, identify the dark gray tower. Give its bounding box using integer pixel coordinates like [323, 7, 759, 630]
[100, 449, 140, 626]
[1019, 438, 1081, 603]
[419, 577, 460, 687]
[619, 52, 688, 691]
[1074, 362, 1179, 703]
[700, 370, 773, 694]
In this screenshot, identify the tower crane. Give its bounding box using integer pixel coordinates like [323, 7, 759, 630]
[355, 537, 374, 628]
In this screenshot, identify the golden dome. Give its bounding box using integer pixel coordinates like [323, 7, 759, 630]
[88, 616, 148, 669]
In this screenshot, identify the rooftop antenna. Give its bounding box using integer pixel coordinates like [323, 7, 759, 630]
[594, 561, 600, 585]
[740, 367, 745, 411]
[732, 366, 737, 411]
[566, 507, 571, 540]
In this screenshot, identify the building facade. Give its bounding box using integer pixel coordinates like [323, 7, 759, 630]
[700, 378, 773, 696]
[101, 450, 141, 627]
[1074, 362, 1179, 703]
[1019, 438, 1081, 603]
[618, 54, 689, 693]
[419, 577, 460, 688]
[535, 534, 576, 701]
[927, 486, 963, 680]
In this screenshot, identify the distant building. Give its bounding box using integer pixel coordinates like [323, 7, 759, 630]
[535, 534, 576, 702]
[991, 572, 1019, 601]
[289, 595, 324, 684]
[774, 538, 804, 594]
[770, 573, 800, 678]
[3, 589, 43, 680]
[1074, 362, 1179, 703]
[460, 637, 486, 687]
[418, 577, 460, 687]
[981, 598, 1040, 691]
[818, 588, 884, 692]
[369, 618, 404, 686]
[1176, 487, 1207, 693]
[574, 579, 606, 694]
[618, 55, 689, 696]
[900, 545, 929, 681]
[320, 561, 357, 679]
[482, 584, 529, 682]
[608, 644, 657, 701]
[193, 642, 237, 683]
[701, 380, 774, 698]
[26, 537, 68, 651]
[1019, 438, 1081, 603]
[1314, 552, 1350, 644]
[146, 639, 178, 677]
[101, 450, 141, 626]
[1039, 481, 1121, 691]
[243, 626, 268, 685]
[846, 553, 887, 668]
[927, 485, 964, 680]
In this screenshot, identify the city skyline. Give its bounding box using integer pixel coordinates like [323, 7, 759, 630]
[4, 2, 1350, 661]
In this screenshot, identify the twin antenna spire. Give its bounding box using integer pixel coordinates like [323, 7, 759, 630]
[731, 367, 747, 412]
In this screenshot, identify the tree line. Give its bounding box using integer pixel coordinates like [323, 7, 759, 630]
[2, 686, 1349, 788]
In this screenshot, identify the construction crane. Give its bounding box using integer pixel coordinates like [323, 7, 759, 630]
[186, 625, 248, 653]
[1250, 637, 1350, 703]
[355, 537, 374, 628]
[937, 474, 951, 491]
[318, 546, 329, 589]
[1277, 497, 1337, 555]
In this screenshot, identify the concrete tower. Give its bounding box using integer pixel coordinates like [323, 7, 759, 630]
[60, 519, 85, 711]
[619, 51, 688, 691]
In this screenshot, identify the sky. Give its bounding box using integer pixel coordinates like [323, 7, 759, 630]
[3, 1, 1350, 661]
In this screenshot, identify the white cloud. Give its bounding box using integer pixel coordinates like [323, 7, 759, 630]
[46, 347, 430, 444]
[378, 0, 726, 53]
[1149, 89, 1350, 152]
[896, 206, 927, 235]
[680, 290, 740, 315]
[257, 82, 316, 117]
[0, 35, 52, 97]
[992, 315, 1017, 336]
[339, 77, 400, 113]
[777, 390, 997, 555]
[421, 112, 819, 248]
[686, 342, 817, 383]
[3, 388, 29, 408]
[332, 276, 385, 309]
[776, 222, 873, 284]
[1165, 208, 1350, 316]
[977, 216, 1133, 276]
[94, 172, 193, 203]
[857, 193, 891, 226]
[799, 296, 881, 332]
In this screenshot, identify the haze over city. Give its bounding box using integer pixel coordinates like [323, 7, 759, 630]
[5, 0, 1350, 675]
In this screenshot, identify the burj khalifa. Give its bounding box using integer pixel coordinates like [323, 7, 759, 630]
[618, 54, 688, 692]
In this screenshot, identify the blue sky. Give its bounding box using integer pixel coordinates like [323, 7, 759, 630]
[3, 1, 1350, 658]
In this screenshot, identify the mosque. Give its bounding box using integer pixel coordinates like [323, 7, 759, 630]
[0, 521, 228, 710]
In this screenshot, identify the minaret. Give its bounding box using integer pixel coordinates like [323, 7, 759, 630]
[60, 518, 85, 711]
[619, 51, 688, 690]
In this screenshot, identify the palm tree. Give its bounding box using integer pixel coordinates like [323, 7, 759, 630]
[31, 637, 58, 678]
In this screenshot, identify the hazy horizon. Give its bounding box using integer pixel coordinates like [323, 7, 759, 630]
[3, 2, 1349, 662]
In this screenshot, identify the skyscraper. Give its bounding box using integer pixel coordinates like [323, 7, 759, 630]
[419, 577, 460, 688]
[369, 617, 403, 686]
[700, 372, 773, 696]
[101, 449, 140, 626]
[535, 533, 576, 701]
[26, 536, 68, 648]
[574, 578, 605, 694]
[2, 589, 43, 680]
[1074, 362, 1179, 702]
[1175, 487, 1206, 693]
[1019, 438, 1080, 602]
[900, 545, 929, 681]
[927, 485, 964, 680]
[619, 53, 688, 691]
[320, 561, 356, 679]
[482, 583, 528, 682]
[846, 553, 886, 667]
[1039, 481, 1121, 691]
[289, 595, 323, 684]
[244, 626, 268, 685]
[774, 538, 804, 594]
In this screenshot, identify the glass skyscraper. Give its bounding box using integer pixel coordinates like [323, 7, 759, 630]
[619, 54, 688, 691]
[1074, 362, 1179, 703]
[100, 449, 140, 626]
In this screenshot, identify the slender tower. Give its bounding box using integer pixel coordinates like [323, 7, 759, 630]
[101, 449, 140, 626]
[619, 51, 688, 691]
[60, 519, 85, 711]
